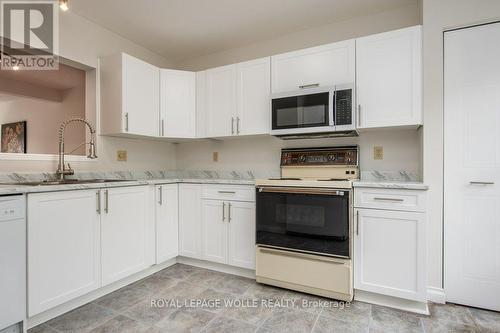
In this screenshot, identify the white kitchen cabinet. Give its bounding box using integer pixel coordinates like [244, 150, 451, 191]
[28, 190, 101, 316]
[236, 57, 271, 135]
[100, 53, 160, 137]
[271, 40, 355, 94]
[101, 186, 155, 286]
[205, 64, 237, 137]
[201, 200, 228, 264]
[227, 201, 256, 269]
[195, 71, 207, 138]
[178, 184, 203, 259]
[356, 26, 422, 129]
[160, 69, 196, 138]
[354, 208, 426, 301]
[155, 184, 179, 264]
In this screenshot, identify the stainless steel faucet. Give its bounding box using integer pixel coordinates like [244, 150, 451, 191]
[57, 118, 97, 180]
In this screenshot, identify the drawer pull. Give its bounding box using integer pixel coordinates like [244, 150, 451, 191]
[469, 181, 494, 185]
[373, 197, 404, 202]
[218, 191, 236, 194]
[259, 247, 345, 264]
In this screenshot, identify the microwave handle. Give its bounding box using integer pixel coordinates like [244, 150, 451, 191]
[329, 89, 335, 127]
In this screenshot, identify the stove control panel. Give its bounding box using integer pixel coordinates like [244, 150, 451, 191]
[280, 146, 358, 166]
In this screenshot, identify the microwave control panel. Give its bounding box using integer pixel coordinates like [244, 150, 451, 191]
[335, 89, 353, 126]
[281, 146, 358, 166]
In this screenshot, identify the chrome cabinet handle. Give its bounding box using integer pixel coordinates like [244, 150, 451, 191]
[222, 202, 226, 222]
[236, 117, 240, 134]
[125, 113, 129, 132]
[299, 83, 320, 89]
[470, 181, 495, 185]
[96, 191, 101, 214]
[218, 190, 236, 194]
[231, 117, 235, 135]
[161, 119, 165, 136]
[373, 197, 404, 202]
[158, 186, 163, 205]
[104, 190, 109, 213]
[228, 202, 232, 222]
[356, 210, 359, 236]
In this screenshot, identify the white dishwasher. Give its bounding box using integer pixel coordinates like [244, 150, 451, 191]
[0, 194, 26, 331]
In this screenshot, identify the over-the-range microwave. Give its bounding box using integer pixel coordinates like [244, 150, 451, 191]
[270, 85, 357, 139]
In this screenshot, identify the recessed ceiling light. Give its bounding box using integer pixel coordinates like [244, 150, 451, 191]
[59, 0, 69, 11]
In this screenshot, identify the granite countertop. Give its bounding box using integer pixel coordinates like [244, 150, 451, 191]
[0, 177, 256, 196]
[353, 180, 428, 190]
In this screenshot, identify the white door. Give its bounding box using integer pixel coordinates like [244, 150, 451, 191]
[202, 200, 228, 264]
[356, 26, 422, 129]
[271, 40, 355, 93]
[27, 190, 101, 316]
[227, 201, 256, 269]
[101, 186, 154, 286]
[160, 69, 196, 138]
[236, 57, 271, 135]
[155, 184, 179, 264]
[195, 71, 207, 138]
[444, 22, 500, 311]
[354, 209, 426, 301]
[206, 64, 237, 137]
[122, 53, 160, 136]
[178, 184, 203, 259]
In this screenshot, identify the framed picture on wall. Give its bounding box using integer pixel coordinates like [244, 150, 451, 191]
[1, 121, 27, 153]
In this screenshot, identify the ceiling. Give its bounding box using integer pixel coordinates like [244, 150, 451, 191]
[69, 0, 417, 62]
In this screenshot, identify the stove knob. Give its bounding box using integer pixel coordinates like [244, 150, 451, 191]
[328, 154, 336, 161]
[299, 155, 306, 162]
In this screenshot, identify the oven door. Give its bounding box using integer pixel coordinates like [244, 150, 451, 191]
[270, 87, 334, 136]
[256, 186, 351, 258]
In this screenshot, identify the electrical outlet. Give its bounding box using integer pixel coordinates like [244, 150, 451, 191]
[373, 146, 384, 160]
[213, 152, 219, 162]
[117, 150, 127, 161]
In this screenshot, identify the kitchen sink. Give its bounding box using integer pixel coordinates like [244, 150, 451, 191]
[0, 179, 135, 186]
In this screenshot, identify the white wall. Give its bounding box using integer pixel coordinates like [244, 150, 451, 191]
[0, 11, 176, 173]
[422, 0, 500, 292]
[176, 130, 422, 177]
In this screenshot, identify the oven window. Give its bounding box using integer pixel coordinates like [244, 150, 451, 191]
[272, 92, 329, 130]
[256, 189, 350, 257]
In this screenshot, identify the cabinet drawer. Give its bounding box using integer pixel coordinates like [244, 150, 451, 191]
[354, 188, 426, 212]
[202, 185, 255, 202]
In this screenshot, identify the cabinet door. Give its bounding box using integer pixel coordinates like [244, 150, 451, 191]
[155, 184, 179, 264]
[271, 40, 355, 93]
[202, 200, 228, 264]
[178, 184, 203, 259]
[354, 209, 426, 301]
[236, 57, 270, 135]
[356, 26, 422, 129]
[122, 53, 160, 136]
[206, 64, 237, 137]
[160, 69, 196, 138]
[195, 71, 207, 138]
[227, 201, 256, 269]
[101, 186, 154, 286]
[27, 190, 101, 316]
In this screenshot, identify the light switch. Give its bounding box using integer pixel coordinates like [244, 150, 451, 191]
[117, 150, 127, 161]
[373, 146, 383, 160]
[213, 152, 219, 162]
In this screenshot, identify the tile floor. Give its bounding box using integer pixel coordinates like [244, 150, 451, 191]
[29, 264, 500, 333]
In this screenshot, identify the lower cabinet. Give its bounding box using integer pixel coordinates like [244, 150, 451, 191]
[354, 208, 426, 301]
[155, 184, 179, 264]
[101, 186, 155, 286]
[202, 199, 256, 269]
[178, 184, 203, 259]
[28, 190, 101, 316]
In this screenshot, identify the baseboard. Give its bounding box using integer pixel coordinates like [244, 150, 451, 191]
[427, 287, 446, 304]
[354, 290, 429, 315]
[177, 257, 256, 279]
[27, 259, 176, 329]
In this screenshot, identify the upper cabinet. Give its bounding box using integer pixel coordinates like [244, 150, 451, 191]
[356, 26, 422, 129]
[160, 69, 196, 138]
[198, 57, 271, 138]
[100, 53, 160, 137]
[271, 40, 355, 94]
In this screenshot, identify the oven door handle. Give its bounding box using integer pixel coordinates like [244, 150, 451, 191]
[257, 186, 346, 196]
